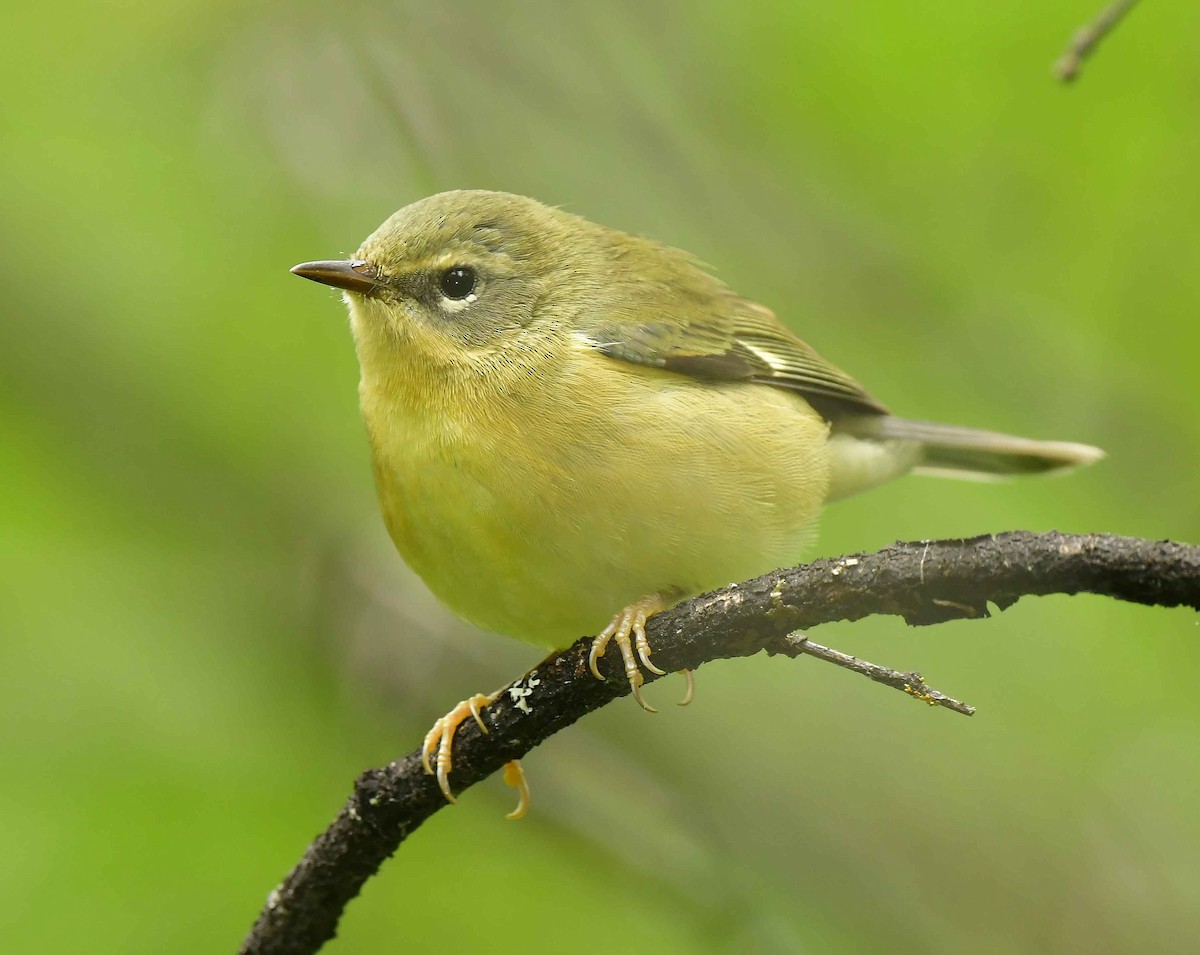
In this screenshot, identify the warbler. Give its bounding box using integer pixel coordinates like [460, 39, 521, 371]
[293, 190, 1101, 816]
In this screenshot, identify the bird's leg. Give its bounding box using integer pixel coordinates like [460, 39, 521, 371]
[588, 591, 694, 711]
[421, 689, 530, 819]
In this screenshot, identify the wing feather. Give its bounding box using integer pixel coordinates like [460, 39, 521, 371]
[580, 235, 887, 421]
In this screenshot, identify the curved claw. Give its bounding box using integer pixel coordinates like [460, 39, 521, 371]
[633, 611, 667, 675]
[588, 619, 616, 680]
[630, 678, 658, 713]
[421, 719, 442, 777]
[420, 690, 537, 818]
[589, 594, 696, 713]
[468, 696, 489, 734]
[420, 692, 495, 804]
[503, 760, 531, 820]
[677, 668, 695, 707]
[436, 763, 457, 804]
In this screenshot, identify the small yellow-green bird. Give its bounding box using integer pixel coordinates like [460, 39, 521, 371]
[293, 190, 1101, 816]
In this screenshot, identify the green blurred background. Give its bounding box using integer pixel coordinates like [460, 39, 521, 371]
[4, 1, 1198, 952]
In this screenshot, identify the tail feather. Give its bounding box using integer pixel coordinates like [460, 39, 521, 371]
[872, 417, 1104, 479]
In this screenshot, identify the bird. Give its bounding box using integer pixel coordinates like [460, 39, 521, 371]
[292, 189, 1102, 817]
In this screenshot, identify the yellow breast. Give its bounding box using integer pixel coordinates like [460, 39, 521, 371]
[357, 318, 832, 649]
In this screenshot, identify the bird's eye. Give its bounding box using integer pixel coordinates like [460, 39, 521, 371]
[438, 266, 476, 300]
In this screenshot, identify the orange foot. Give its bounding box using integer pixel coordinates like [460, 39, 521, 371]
[587, 592, 695, 712]
[421, 691, 530, 820]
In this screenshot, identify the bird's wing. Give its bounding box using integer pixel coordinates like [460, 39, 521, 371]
[578, 255, 888, 421]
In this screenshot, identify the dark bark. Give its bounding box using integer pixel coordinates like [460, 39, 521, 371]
[240, 530, 1199, 955]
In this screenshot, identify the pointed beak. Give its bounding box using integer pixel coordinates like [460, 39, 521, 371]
[290, 259, 380, 295]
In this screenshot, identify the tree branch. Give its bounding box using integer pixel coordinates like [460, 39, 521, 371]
[1054, 0, 1141, 83]
[240, 531, 1199, 955]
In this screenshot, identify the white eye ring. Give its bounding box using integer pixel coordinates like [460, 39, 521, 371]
[440, 292, 478, 313]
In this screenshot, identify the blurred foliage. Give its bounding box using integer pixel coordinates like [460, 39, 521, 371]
[3, 1, 1198, 952]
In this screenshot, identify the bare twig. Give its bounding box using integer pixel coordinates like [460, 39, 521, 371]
[241, 531, 1199, 955]
[780, 633, 975, 715]
[1054, 0, 1141, 82]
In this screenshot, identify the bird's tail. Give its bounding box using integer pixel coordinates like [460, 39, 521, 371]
[871, 417, 1104, 480]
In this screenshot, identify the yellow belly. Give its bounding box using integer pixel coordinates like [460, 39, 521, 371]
[363, 348, 832, 649]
